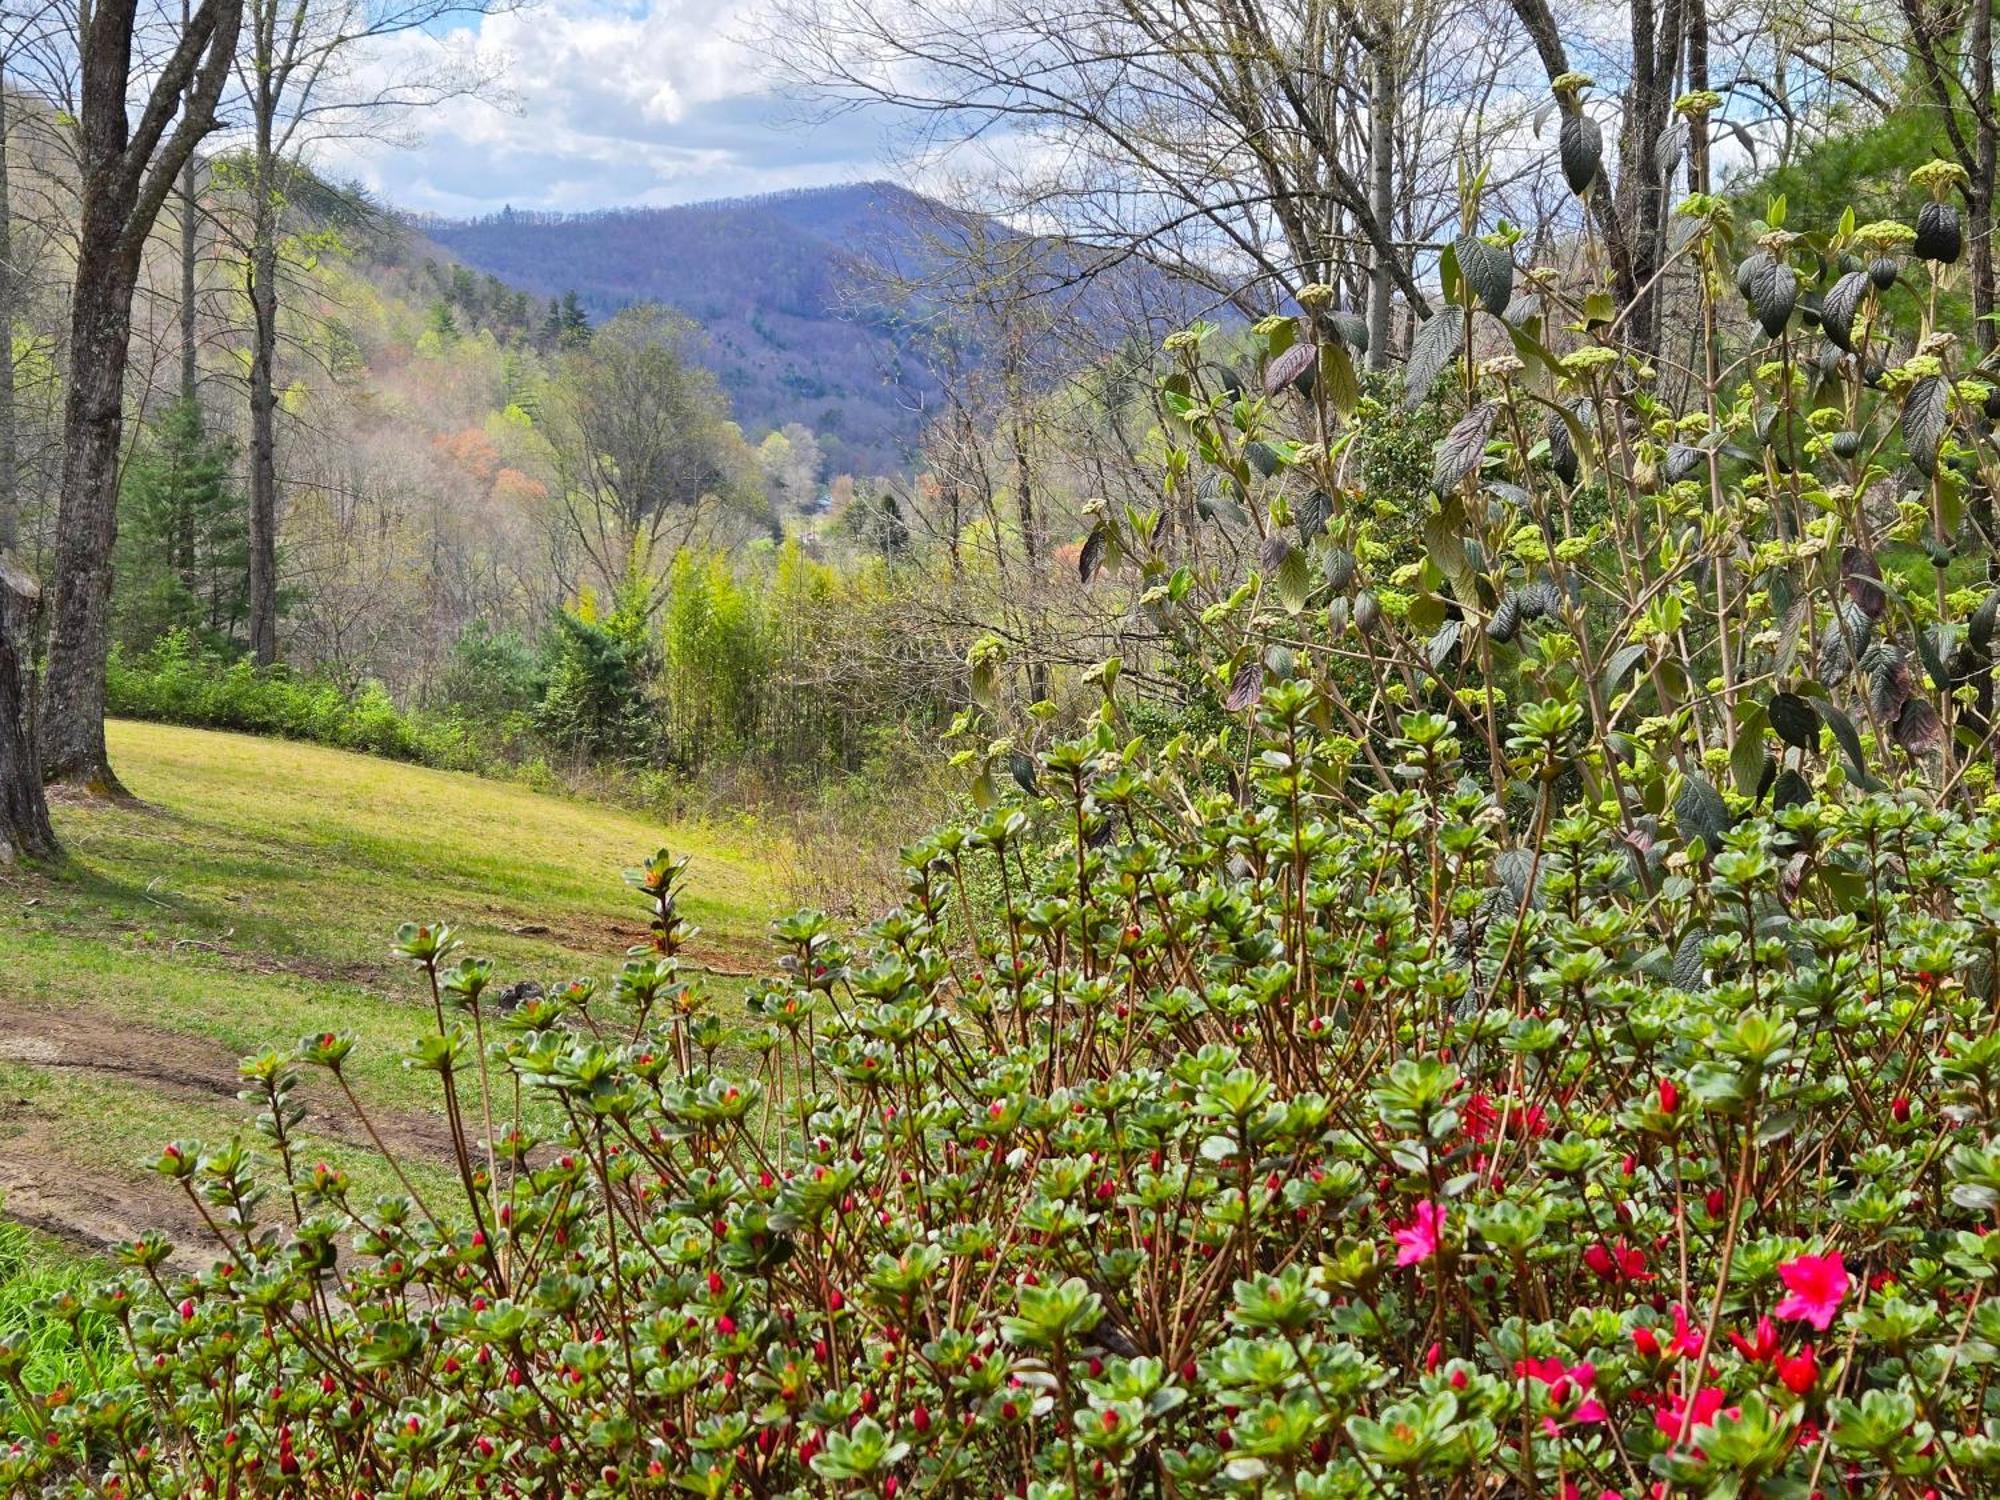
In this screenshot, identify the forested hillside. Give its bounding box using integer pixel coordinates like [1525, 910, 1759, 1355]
[419, 184, 942, 473]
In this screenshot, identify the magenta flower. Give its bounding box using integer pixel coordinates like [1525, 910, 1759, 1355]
[1775, 1251, 1849, 1331]
[1393, 1200, 1445, 1267]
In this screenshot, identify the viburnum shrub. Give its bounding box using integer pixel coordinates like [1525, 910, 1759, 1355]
[11, 697, 2000, 1498]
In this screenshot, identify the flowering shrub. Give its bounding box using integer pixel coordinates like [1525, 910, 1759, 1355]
[9, 692, 2000, 1499]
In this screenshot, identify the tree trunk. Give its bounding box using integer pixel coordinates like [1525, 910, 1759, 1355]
[38, 0, 242, 791]
[0, 64, 17, 555]
[0, 558, 53, 862]
[41, 229, 134, 793]
[1968, 0, 1996, 356]
[1366, 42, 1396, 370]
[246, 156, 279, 664]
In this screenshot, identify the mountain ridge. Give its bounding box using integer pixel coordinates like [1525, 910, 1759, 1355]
[412, 182, 960, 474]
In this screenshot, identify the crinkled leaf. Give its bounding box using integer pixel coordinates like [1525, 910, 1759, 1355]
[1842, 545, 1886, 620]
[1319, 340, 1361, 417]
[1674, 771, 1730, 847]
[1297, 489, 1331, 545]
[1079, 525, 1106, 584]
[1453, 233, 1513, 316]
[1896, 696, 1943, 754]
[1223, 660, 1264, 712]
[1403, 314, 1463, 410]
[1820, 270, 1869, 353]
[1559, 112, 1602, 195]
[1274, 544, 1313, 615]
[1902, 374, 1950, 476]
[1264, 342, 1317, 397]
[1427, 618, 1463, 671]
[1432, 403, 1495, 493]
[1653, 117, 1689, 180]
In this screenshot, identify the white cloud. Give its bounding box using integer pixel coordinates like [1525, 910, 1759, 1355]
[311, 0, 893, 215]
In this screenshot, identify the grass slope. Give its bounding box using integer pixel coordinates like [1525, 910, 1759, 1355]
[0, 719, 780, 1259]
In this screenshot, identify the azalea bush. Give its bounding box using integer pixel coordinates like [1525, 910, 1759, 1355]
[9, 689, 2000, 1498]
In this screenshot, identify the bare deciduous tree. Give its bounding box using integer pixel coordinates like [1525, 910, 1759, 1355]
[37, 0, 244, 792]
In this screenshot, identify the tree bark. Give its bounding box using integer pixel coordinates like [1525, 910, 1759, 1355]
[1366, 40, 1396, 370]
[0, 558, 53, 861]
[0, 63, 18, 555]
[39, 0, 242, 791]
[246, 139, 279, 664]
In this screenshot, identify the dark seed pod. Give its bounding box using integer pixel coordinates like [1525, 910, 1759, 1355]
[1830, 430, 1862, 460]
[1868, 256, 1900, 291]
[1916, 201, 1962, 264]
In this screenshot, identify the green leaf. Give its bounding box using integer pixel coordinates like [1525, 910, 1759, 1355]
[1675, 770, 1730, 847]
[1768, 692, 1820, 751]
[1431, 404, 1495, 493]
[1403, 315, 1463, 410]
[1903, 374, 1950, 476]
[1453, 233, 1513, 316]
[1820, 702, 1883, 790]
[1559, 112, 1602, 195]
[1319, 340, 1361, 417]
[1274, 545, 1313, 615]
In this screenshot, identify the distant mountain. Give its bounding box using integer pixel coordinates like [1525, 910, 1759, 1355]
[412, 183, 1224, 477]
[415, 184, 964, 475]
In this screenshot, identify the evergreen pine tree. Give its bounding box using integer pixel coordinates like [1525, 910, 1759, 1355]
[114, 399, 249, 653]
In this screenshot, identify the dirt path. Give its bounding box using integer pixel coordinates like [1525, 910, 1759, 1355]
[0, 995, 462, 1264]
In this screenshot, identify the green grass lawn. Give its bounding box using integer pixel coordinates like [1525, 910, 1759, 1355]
[0, 719, 784, 1261]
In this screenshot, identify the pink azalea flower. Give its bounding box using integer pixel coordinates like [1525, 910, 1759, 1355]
[1393, 1200, 1445, 1267]
[1669, 1303, 1705, 1358]
[1775, 1251, 1849, 1331]
[1655, 1385, 1732, 1442]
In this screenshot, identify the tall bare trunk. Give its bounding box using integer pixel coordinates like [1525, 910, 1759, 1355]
[0, 66, 17, 555]
[0, 86, 41, 858]
[246, 147, 279, 664]
[1366, 42, 1396, 370]
[0, 558, 52, 861]
[38, 0, 242, 790]
[1969, 0, 1995, 357]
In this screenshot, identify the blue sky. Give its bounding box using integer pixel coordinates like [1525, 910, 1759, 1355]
[328, 0, 894, 215]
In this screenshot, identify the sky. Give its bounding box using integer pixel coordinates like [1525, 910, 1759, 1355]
[326, 0, 896, 217]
